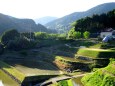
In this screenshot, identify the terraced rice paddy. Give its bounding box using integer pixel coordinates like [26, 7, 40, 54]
[0, 70, 19, 86]
[4, 60, 61, 76]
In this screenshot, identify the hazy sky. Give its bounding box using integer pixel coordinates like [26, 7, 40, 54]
[0, 0, 115, 19]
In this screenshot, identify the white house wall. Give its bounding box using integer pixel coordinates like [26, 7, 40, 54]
[100, 32, 112, 38]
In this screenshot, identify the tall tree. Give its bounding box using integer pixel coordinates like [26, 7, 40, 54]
[1, 29, 20, 45]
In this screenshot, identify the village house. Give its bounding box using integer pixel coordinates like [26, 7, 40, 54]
[100, 28, 115, 38]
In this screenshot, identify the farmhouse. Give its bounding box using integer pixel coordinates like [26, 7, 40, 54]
[100, 28, 115, 38]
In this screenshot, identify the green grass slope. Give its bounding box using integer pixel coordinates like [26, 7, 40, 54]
[0, 70, 19, 86]
[77, 48, 115, 58]
[0, 61, 25, 82]
[81, 59, 115, 86]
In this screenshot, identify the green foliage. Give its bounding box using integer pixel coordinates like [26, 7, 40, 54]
[74, 31, 81, 39]
[109, 58, 115, 64]
[0, 43, 4, 55]
[48, 34, 58, 39]
[57, 79, 73, 86]
[90, 42, 115, 49]
[68, 27, 75, 39]
[0, 70, 19, 86]
[0, 29, 37, 51]
[74, 9, 115, 33]
[35, 32, 66, 40]
[58, 80, 68, 86]
[83, 31, 90, 39]
[1, 29, 20, 45]
[71, 22, 77, 27]
[89, 43, 103, 49]
[7, 37, 36, 50]
[35, 32, 48, 39]
[0, 61, 25, 82]
[57, 34, 66, 40]
[68, 28, 81, 39]
[55, 56, 77, 63]
[101, 74, 115, 86]
[81, 60, 115, 86]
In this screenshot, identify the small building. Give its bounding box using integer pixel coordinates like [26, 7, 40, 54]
[100, 28, 115, 38]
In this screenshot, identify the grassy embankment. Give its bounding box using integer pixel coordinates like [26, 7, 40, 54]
[81, 59, 115, 86]
[76, 48, 115, 58]
[0, 70, 19, 86]
[0, 60, 60, 85]
[0, 61, 25, 82]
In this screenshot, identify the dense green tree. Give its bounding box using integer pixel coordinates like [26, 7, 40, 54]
[74, 31, 81, 39]
[1, 29, 20, 45]
[74, 9, 115, 33]
[68, 28, 75, 39]
[7, 37, 36, 50]
[0, 43, 4, 55]
[68, 28, 81, 39]
[83, 31, 90, 39]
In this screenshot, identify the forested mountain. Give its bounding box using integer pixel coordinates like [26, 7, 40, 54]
[0, 13, 49, 35]
[68, 9, 115, 38]
[34, 16, 57, 25]
[74, 9, 115, 33]
[45, 2, 115, 33]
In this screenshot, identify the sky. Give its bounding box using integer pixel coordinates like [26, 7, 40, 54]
[0, 0, 115, 19]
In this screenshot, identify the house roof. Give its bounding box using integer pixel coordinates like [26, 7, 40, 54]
[103, 28, 114, 32]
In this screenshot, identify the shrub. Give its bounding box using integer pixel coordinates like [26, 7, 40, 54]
[68, 28, 81, 39]
[83, 31, 90, 39]
[74, 31, 81, 39]
[58, 80, 68, 86]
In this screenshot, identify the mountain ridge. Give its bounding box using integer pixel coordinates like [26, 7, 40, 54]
[0, 13, 49, 35]
[45, 2, 115, 33]
[34, 16, 57, 25]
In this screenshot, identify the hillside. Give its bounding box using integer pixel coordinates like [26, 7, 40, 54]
[0, 13, 49, 35]
[45, 2, 115, 33]
[81, 59, 115, 86]
[34, 16, 57, 25]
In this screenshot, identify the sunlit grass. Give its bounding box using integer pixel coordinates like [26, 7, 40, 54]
[0, 61, 25, 82]
[0, 70, 19, 86]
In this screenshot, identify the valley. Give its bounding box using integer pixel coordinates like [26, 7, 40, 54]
[0, 1, 115, 86]
[0, 37, 115, 86]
